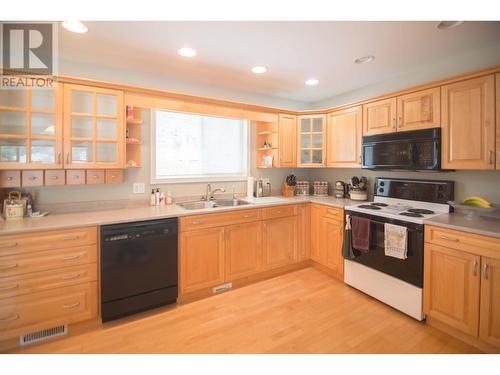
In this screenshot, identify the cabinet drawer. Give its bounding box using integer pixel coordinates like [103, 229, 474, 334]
[66, 170, 85, 185]
[22, 170, 44, 187]
[0, 282, 98, 338]
[425, 226, 500, 256]
[180, 208, 261, 231]
[0, 245, 97, 278]
[322, 206, 344, 221]
[44, 170, 66, 186]
[86, 170, 105, 185]
[262, 205, 297, 219]
[0, 171, 21, 188]
[0, 226, 97, 255]
[0, 263, 97, 300]
[105, 169, 123, 184]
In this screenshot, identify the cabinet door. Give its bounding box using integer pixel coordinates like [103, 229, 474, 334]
[423, 244, 480, 336]
[479, 257, 500, 348]
[225, 222, 262, 280]
[63, 84, 125, 169]
[262, 216, 297, 270]
[362, 97, 397, 136]
[310, 204, 324, 263]
[326, 106, 362, 167]
[180, 227, 225, 295]
[441, 75, 495, 169]
[322, 217, 344, 278]
[297, 115, 326, 167]
[297, 204, 311, 261]
[496, 73, 500, 170]
[278, 114, 297, 167]
[396, 87, 440, 132]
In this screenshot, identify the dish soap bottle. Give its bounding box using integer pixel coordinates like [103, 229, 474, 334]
[150, 189, 155, 206]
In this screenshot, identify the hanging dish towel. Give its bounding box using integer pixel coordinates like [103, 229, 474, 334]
[342, 214, 356, 259]
[351, 216, 371, 253]
[384, 223, 408, 259]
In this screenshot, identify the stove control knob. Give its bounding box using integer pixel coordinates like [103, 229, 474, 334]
[379, 188, 384, 193]
[379, 181, 385, 187]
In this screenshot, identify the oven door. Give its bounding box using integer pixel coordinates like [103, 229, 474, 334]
[346, 210, 424, 287]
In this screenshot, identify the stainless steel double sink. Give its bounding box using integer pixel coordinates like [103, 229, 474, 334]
[177, 199, 251, 210]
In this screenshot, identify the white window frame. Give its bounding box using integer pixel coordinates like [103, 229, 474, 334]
[150, 110, 250, 184]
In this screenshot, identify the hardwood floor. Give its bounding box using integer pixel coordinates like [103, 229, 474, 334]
[12, 268, 480, 354]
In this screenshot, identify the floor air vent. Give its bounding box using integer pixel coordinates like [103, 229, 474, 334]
[20, 325, 68, 346]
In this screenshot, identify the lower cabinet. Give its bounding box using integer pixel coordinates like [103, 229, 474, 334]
[262, 215, 297, 271]
[225, 222, 263, 280]
[297, 204, 311, 261]
[310, 204, 323, 263]
[479, 257, 500, 348]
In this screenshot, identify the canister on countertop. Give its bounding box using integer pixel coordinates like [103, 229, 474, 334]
[3, 191, 24, 220]
[295, 181, 310, 196]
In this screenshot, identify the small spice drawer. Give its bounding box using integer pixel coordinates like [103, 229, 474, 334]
[21, 171, 43, 187]
[0, 171, 21, 188]
[262, 204, 297, 220]
[44, 170, 66, 186]
[180, 208, 262, 232]
[86, 170, 105, 185]
[105, 169, 123, 184]
[66, 170, 85, 185]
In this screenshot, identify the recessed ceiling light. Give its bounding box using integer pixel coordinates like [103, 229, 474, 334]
[305, 79, 319, 86]
[251, 66, 267, 74]
[354, 55, 375, 64]
[436, 21, 464, 30]
[61, 21, 88, 34]
[178, 47, 197, 57]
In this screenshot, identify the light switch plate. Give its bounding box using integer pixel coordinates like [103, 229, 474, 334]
[133, 182, 145, 194]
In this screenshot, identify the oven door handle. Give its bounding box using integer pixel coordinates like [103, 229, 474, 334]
[346, 215, 422, 232]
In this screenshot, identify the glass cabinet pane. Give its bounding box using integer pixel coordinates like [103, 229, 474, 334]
[31, 113, 55, 136]
[71, 117, 93, 138]
[96, 94, 117, 116]
[96, 142, 117, 162]
[300, 150, 310, 164]
[0, 139, 26, 163]
[31, 89, 55, 111]
[31, 140, 55, 163]
[300, 134, 311, 148]
[97, 119, 117, 139]
[0, 89, 25, 108]
[300, 118, 310, 133]
[312, 117, 323, 132]
[72, 141, 93, 163]
[312, 150, 323, 164]
[312, 134, 323, 148]
[71, 90, 93, 113]
[0, 110, 26, 135]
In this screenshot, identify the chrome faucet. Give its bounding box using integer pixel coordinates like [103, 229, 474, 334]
[202, 183, 226, 201]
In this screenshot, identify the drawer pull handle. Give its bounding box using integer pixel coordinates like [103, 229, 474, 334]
[92, 175, 99, 179]
[6, 176, 13, 181]
[0, 263, 18, 270]
[439, 235, 459, 242]
[63, 255, 80, 261]
[0, 283, 19, 291]
[62, 272, 81, 280]
[0, 314, 19, 323]
[28, 176, 37, 181]
[0, 242, 18, 248]
[277, 210, 282, 214]
[243, 215, 252, 218]
[50, 175, 59, 180]
[191, 221, 203, 225]
[62, 235, 80, 241]
[63, 301, 80, 309]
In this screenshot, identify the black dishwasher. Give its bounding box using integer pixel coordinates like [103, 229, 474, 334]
[100, 218, 178, 322]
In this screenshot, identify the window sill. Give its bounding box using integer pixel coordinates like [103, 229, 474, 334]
[151, 175, 248, 184]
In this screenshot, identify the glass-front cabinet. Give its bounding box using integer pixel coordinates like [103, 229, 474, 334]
[0, 85, 63, 169]
[63, 84, 124, 169]
[297, 114, 326, 167]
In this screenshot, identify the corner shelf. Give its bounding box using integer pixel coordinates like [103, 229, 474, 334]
[125, 105, 144, 168]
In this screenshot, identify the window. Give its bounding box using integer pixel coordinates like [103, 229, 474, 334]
[152, 110, 248, 183]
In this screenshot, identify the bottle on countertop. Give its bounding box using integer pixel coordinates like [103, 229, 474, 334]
[155, 188, 160, 206]
[159, 193, 166, 205]
[150, 189, 156, 206]
[166, 191, 173, 206]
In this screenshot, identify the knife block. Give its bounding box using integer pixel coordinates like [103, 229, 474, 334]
[281, 183, 295, 197]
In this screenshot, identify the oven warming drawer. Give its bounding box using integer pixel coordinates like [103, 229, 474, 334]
[344, 260, 424, 321]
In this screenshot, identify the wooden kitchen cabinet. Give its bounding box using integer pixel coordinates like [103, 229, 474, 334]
[441, 75, 495, 169]
[322, 217, 344, 278]
[262, 215, 297, 271]
[326, 106, 362, 168]
[278, 114, 297, 167]
[179, 227, 225, 295]
[225, 222, 262, 280]
[396, 87, 440, 132]
[362, 97, 397, 136]
[63, 84, 125, 169]
[479, 257, 500, 348]
[297, 115, 326, 167]
[310, 204, 323, 263]
[0, 84, 63, 170]
[496, 73, 500, 170]
[297, 204, 311, 261]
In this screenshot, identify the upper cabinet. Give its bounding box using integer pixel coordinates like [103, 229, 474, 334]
[278, 114, 297, 167]
[362, 97, 396, 136]
[396, 87, 441, 132]
[297, 114, 326, 167]
[441, 75, 495, 170]
[326, 106, 362, 168]
[0, 85, 63, 170]
[63, 84, 125, 169]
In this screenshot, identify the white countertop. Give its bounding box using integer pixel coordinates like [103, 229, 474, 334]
[0, 196, 356, 236]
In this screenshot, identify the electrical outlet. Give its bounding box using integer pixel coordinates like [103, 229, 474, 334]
[133, 182, 145, 194]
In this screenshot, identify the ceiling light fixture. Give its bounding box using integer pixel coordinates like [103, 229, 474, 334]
[251, 66, 267, 74]
[61, 21, 88, 34]
[305, 79, 319, 86]
[354, 55, 375, 64]
[436, 21, 464, 30]
[178, 47, 197, 57]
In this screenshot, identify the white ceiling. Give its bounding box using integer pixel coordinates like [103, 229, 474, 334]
[59, 21, 500, 105]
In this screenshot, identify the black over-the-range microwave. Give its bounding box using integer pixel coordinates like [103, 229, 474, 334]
[361, 128, 441, 170]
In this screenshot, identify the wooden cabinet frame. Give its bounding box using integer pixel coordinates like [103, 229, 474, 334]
[326, 106, 362, 168]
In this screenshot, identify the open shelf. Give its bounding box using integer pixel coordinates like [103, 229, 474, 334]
[125, 105, 144, 168]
